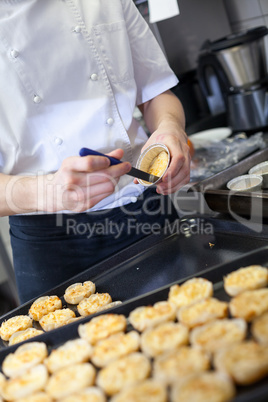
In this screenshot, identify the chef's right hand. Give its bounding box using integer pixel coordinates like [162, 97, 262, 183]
[41, 149, 131, 212]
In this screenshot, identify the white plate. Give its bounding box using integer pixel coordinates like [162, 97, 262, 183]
[189, 127, 232, 148]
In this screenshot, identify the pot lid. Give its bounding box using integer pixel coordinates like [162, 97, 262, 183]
[201, 26, 268, 52]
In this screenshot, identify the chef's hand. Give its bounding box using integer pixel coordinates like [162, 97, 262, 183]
[40, 149, 131, 213]
[135, 128, 191, 195]
[135, 90, 191, 194]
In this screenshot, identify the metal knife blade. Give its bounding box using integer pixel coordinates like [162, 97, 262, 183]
[79, 148, 160, 183]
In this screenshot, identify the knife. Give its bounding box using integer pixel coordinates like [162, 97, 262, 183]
[79, 147, 160, 183]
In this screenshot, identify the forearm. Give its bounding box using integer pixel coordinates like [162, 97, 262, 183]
[139, 90, 187, 142]
[0, 173, 38, 216]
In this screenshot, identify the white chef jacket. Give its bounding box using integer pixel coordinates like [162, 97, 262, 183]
[0, 0, 178, 212]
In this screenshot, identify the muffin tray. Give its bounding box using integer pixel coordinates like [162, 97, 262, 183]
[189, 147, 268, 218]
[0, 246, 268, 401]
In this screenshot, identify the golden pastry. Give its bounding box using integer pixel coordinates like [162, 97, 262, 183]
[128, 301, 176, 332]
[28, 296, 62, 321]
[78, 313, 127, 345]
[168, 277, 213, 309]
[77, 293, 112, 317]
[96, 352, 151, 396]
[224, 265, 268, 296]
[64, 281, 96, 304]
[0, 315, 32, 341]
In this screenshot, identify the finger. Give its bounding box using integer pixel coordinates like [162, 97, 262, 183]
[64, 162, 131, 187]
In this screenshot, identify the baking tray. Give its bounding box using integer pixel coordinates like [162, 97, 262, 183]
[189, 147, 268, 218]
[1, 216, 268, 350]
[0, 246, 268, 401]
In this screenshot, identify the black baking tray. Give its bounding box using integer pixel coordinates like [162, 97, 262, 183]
[189, 147, 268, 218]
[1, 216, 268, 350]
[0, 246, 268, 401]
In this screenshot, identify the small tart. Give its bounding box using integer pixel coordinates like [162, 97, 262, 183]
[9, 328, 44, 346]
[190, 318, 247, 353]
[64, 281, 96, 304]
[39, 308, 76, 331]
[168, 277, 213, 309]
[45, 339, 92, 373]
[78, 313, 127, 345]
[3, 364, 48, 401]
[45, 363, 96, 400]
[177, 297, 228, 329]
[77, 293, 112, 317]
[28, 296, 62, 321]
[229, 288, 268, 322]
[224, 265, 268, 296]
[153, 346, 210, 385]
[170, 371, 235, 402]
[214, 340, 268, 385]
[91, 331, 140, 368]
[96, 352, 151, 396]
[128, 301, 176, 332]
[2, 341, 48, 379]
[141, 321, 189, 358]
[0, 315, 32, 341]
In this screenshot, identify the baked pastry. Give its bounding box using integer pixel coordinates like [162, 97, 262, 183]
[170, 372, 235, 402]
[128, 301, 176, 332]
[64, 281, 96, 304]
[28, 296, 62, 321]
[91, 331, 140, 368]
[177, 297, 228, 329]
[59, 386, 106, 402]
[110, 379, 167, 402]
[229, 288, 268, 321]
[168, 277, 213, 309]
[2, 341, 48, 379]
[190, 318, 247, 353]
[9, 328, 44, 346]
[3, 364, 48, 401]
[39, 308, 76, 331]
[153, 346, 210, 384]
[0, 315, 32, 341]
[148, 150, 169, 177]
[45, 363, 96, 400]
[77, 293, 112, 317]
[45, 339, 92, 373]
[78, 313, 127, 345]
[96, 352, 151, 396]
[224, 265, 268, 296]
[214, 340, 268, 385]
[252, 311, 268, 344]
[141, 321, 189, 358]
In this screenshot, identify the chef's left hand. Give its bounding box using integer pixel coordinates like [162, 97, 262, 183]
[134, 129, 191, 194]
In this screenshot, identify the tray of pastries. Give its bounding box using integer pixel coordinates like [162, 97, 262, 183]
[0, 246, 268, 401]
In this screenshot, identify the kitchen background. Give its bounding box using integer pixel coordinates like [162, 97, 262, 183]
[1, 0, 268, 305]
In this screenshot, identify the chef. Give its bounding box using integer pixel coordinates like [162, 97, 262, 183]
[0, 0, 190, 303]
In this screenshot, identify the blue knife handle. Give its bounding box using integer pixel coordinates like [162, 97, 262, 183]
[79, 148, 122, 165]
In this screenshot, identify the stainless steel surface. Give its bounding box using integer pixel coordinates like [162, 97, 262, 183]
[249, 160, 268, 188]
[226, 174, 263, 192]
[216, 38, 267, 87]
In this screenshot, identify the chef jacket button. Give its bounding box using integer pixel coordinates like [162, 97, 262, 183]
[90, 73, 98, 81]
[73, 26, 81, 33]
[10, 49, 19, 58]
[54, 137, 63, 145]
[130, 196, 138, 203]
[106, 118, 114, 126]
[33, 95, 41, 104]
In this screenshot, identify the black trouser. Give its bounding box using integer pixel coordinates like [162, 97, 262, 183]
[9, 189, 178, 304]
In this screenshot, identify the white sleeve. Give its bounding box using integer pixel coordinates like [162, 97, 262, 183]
[121, 0, 178, 105]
